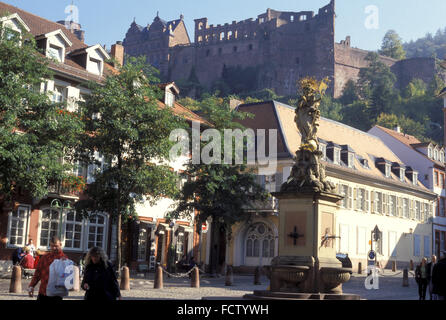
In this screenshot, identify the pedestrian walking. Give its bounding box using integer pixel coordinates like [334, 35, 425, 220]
[11, 246, 25, 266]
[81, 247, 121, 301]
[26, 239, 36, 258]
[415, 257, 428, 300]
[20, 247, 35, 269]
[427, 255, 437, 300]
[28, 236, 67, 301]
[432, 251, 446, 300]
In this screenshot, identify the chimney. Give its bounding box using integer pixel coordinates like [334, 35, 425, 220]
[111, 41, 124, 67]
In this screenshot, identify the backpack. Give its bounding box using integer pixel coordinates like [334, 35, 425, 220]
[46, 259, 74, 297]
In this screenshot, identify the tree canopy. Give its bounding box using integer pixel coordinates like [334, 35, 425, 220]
[379, 30, 406, 60]
[0, 24, 83, 200]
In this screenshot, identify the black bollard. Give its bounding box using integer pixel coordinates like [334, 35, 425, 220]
[358, 262, 362, 274]
[225, 266, 233, 286]
[254, 266, 261, 285]
[402, 268, 409, 287]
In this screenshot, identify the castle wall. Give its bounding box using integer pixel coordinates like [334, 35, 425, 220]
[334, 43, 396, 98]
[167, 1, 336, 96]
[391, 58, 437, 90]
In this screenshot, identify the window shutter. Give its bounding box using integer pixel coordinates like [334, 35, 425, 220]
[397, 197, 402, 217]
[371, 191, 375, 213]
[348, 187, 352, 209]
[45, 80, 55, 93]
[410, 200, 414, 219]
[353, 188, 358, 210]
[365, 190, 369, 212]
[384, 194, 389, 215]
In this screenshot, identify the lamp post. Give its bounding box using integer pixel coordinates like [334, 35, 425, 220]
[50, 199, 72, 239]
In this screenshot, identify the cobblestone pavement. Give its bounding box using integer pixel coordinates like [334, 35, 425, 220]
[0, 270, 420, 300]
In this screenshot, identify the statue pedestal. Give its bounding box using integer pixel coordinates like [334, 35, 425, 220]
[244, 191, 360, 300]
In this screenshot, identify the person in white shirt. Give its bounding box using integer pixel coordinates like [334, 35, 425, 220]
[26, 239, 36, 258]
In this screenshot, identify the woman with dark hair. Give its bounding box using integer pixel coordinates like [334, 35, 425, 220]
[81, 247, 122, 301]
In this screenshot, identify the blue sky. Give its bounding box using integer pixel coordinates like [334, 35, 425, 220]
[4, 0, 446, 51]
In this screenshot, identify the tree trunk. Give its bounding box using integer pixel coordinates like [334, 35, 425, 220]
[117, 213, 122, 272]
[209, 220, 219, 275]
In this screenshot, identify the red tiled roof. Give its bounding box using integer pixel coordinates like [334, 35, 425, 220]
[0, 2, 117, 81]
[374, 125, 421, 146]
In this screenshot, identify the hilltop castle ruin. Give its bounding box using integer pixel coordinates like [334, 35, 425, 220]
[123, 0, 437, 97]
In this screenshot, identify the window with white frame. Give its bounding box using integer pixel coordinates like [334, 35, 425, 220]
[415, 201, 421, 221]
[40, 209, 61, 247]
[385, 164, 391, 178]
[424, 203, 429, 222]
[64, 210, 83, 249]
[334, 148, 340, 165]
[176, 231, 185, 262]
[165, 91, 175, 107]
[319, 144, 326, 160]
[48, 44, 63, 62]
[8, 206, 30, 247]
[374, 192, 383, 214]
[389, 195, 396, 216]
[440, 151, 445, 163]
[403, 198, 409, 218]
[87, 214, 106, 249]
[428, 147, 433, 158]
[340, 185, 349, 208]
[52, 86, 65, 103]
[434, 149, 439, 161]
[400, 169, 405, 182]
[89, 58, 102, 75]
[413, 172, 418, 185]
[348, 153, 354, 168]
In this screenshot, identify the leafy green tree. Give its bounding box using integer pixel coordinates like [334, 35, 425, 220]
[319, 96, 343, 122]
[339, 80, 359, 105]
[376, 113, 426, 141]
[76, 56, 186, 269]
[379, 30, 406, 60]
[357, 52, 398, 121]
[170, 95, 268, 274]
[403, 79, 427, 98]
[0, 24, 83, 200]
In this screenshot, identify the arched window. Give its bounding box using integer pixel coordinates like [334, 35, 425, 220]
[245, 223, 275, 259]
[40, 209, 60, 247]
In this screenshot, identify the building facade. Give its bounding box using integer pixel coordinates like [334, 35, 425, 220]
[123, 0, 438, 98]
[203, 101, 437, 273]
[368, 125, 446, 259]
[0, 3, 210, 273]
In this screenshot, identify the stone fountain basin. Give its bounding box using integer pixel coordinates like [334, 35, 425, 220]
[320, 267, 352, 293]
[271, 265, 311, 284]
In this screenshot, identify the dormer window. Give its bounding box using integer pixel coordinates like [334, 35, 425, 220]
[89, 58, 102, 76]
[48, 44, 63, 62]
[327, 142, 341, 165]
[69, 44, 110, 76]
[385, 164, 391, 178]
[319, 142, 326, 160]
[441, 150, 445, 163]
[392, 162, 406, 182]
[165, 91, 175, 107]
[434, 148, 439, 161]
[0, 13, 30, 41]
[341, 145, 355, 168]
[413, 172, 418, 185]
[399, 168, 405, 182]
[161, 82, 180, 107]
[35, 29, 72, 64]
[428, 147, 433, 158]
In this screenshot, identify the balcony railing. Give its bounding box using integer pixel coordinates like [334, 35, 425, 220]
[48, 180, 81, 197]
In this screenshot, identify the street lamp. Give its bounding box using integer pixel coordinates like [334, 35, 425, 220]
[50, 199, 72, 239]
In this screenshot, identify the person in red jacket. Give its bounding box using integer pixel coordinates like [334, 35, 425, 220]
[20, 247, 35, 269]
[28, 236, 67, 301]
[33, 249, 42, 269]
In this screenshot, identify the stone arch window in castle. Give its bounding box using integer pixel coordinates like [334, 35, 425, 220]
[248, 44, 253, 51]
[233, 46, 237, 53]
